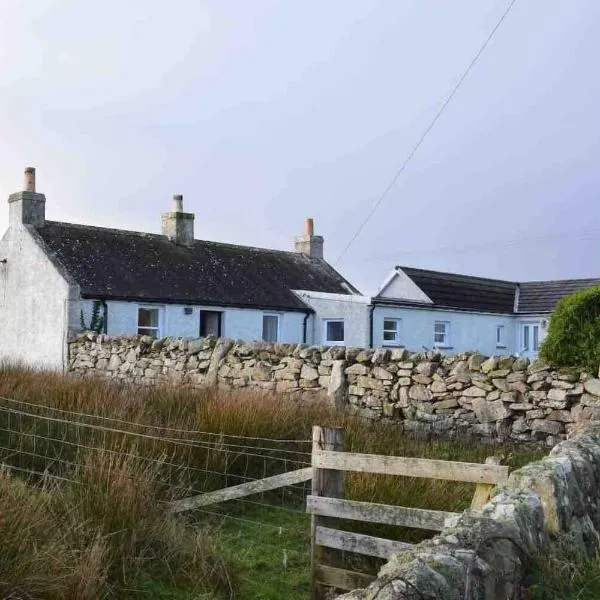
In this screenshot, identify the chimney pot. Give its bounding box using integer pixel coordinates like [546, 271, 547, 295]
[304, 218, 314, 237]
[173, 194, 183, 213]
[24, 167, 36, 192]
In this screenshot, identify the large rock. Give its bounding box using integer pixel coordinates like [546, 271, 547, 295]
[462, 386, 487, 398]
[300, 364, 319, 381]
[584, 378, 600, 397]
[480, 356, 498, 374]
[345, 363, 368, 376]
[472, 398, 512, 422]
[328, 360, 347, 409]
[409, 385, 433, 402]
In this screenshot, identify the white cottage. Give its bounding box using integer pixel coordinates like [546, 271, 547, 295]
[370, 266, 600, 358]
[0, 168, 363, 369]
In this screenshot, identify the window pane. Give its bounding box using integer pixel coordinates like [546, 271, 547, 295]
[262, 315, 278, 342]
[383, 319, 397, 332]
[434, 333, 445, 343]
[383, 331, 396, 341]
[533, 326, 539, 351]
[497, 325, 504, 345]
[523, 326, 529, 351]
[434, 322, 446, 333]
[326, 321, 344, 342]
[138, 308, 158, 328]
[138, 327, 158, 339]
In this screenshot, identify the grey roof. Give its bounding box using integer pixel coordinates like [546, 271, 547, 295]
[374, 266, 600, 315]
[36, 221, 359, 311]
[518, 279, 600, 313]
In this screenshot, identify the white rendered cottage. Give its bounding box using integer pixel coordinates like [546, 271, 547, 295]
[369, 266, 600, 358]
[0, 168, 366, 369]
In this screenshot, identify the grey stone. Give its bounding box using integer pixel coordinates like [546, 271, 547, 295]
[344, 363, 369, 376]
[300, 364, 319, 381]
[472, 398, 512, 422]
[531, 419, 564, 435]
[480, 356, 498, 374]
[409, 385, 433, 402]
[584, 378, 600, 397]
[462, 386, 487, 397]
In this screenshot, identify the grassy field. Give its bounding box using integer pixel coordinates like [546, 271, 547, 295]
[0, 365, 548, 599]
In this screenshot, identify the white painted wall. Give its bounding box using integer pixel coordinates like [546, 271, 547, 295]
[294, 290, 371, 347]
[73, 299, 308, 343]
[377, 269, 433, 303]
[0, 226, 73, 369]
[373, 305, 517, 355]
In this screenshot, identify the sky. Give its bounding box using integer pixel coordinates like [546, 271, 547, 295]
[1, 0, 599, 295]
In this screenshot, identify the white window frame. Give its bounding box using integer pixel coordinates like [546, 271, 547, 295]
[520, 322, 541, 354]
[137, 305, 163, 339]
[496, 324, 506, 349]
[324, 319, 345, 346]
[433, 320, 450, 348]
[262, 313, 280, 343]
[382, 317, 402, 346]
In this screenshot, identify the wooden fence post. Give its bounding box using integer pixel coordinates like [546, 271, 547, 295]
[311, 425, 344, 600]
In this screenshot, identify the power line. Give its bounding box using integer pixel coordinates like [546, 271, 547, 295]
[335, 0, 519, 264]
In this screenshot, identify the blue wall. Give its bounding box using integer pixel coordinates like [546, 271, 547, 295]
[372, 306, 517, 355]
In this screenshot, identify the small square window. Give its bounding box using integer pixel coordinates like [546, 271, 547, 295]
[433, 321, 450, 347]
[138, 307, 161, 339]
[325, 320, 344, 344]
[262, 314, 279, 342]
[383, 318, 401, 344]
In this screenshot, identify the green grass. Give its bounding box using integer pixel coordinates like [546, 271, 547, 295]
[0, 365, 549, 599]
[525, 537, 600, 599]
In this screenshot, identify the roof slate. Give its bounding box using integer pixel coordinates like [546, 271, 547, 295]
[518, 279, 600, 313]
[392, 266, 516, 314]
[374, 266, 600, 315]
[36, 221, 358, 311]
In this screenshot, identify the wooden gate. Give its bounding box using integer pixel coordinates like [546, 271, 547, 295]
[307, 426, 509, 598]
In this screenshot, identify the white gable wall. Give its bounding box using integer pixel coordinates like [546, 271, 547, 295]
[372, 305, 516, 356]
[377, 269, 433, 303]
[0, 226, 73, 369]
[294, 291, 371, 347]
[75, 299, 307, 343]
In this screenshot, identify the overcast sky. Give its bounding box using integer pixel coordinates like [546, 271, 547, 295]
[1, 0, 599, 294]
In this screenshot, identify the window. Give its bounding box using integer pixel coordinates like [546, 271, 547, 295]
[433, 321, 450, 347]
[383, 318, 401, 345]
[200, 311, 222, 337]
[496, 325, 506, 348]
[325, 319, 345, 345]
[521, 323, 541, 353]
[262, 314, 279, 342]
[138, 307, 161, 338]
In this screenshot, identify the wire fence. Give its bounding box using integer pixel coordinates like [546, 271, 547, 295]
[0, 394, 314, 535]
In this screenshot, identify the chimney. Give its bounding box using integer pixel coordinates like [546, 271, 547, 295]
[295, 217, 324, 259]
[161, 194, 195, 246]
[8, 167, 46, 228]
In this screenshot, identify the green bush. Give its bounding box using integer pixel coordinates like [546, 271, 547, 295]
[540, 285, 600, 373]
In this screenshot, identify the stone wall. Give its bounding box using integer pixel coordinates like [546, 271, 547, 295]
[68, 333, 600, 445]
[337, 427, 600, 599]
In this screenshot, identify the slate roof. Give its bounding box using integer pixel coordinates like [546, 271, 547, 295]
[373, 266, 600, 315]
[518, 279, 600, 313]
[36, 221, 358, 311]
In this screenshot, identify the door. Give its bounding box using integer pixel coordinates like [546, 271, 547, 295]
[519, 322, 540, 357]
[200, 311, 222, 337]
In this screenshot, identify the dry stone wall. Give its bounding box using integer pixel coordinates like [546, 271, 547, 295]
[69, 333, 600, 445]
[337, 427, 600, 599]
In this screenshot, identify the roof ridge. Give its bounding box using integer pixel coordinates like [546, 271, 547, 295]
[42, 220, 312, 258]
[397, 265, 516, 286]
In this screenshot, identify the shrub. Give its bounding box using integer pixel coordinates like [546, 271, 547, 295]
[540, 285, 600, 373]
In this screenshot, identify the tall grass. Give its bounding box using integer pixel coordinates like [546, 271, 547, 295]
[0, 365, 547, 599]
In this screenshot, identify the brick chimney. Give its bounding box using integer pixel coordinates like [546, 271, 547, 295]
[294, 218, 324, 259]
[161, 194, 195, 246]
[8, 167, 46, 228]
